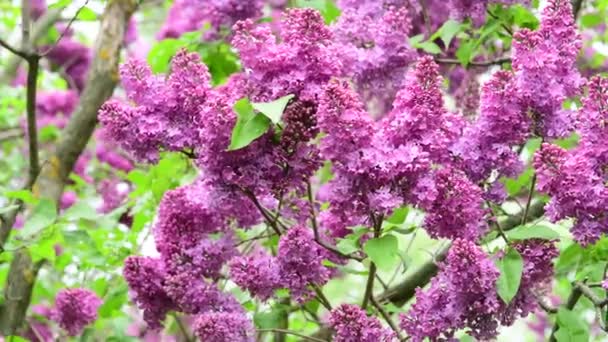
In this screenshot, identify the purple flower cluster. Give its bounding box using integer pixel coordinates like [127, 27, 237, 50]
[329, 304, 396, 342]
[401, 239, 559, 341]
[400, 239, 501, 341]
[534, 76, 608, 245]
[332, 2, 417, 116]
[229, 249, 281, 301]
[51, 288, 102, 336]
[158, 0, 265, 40]
[447, 0, 530, 26]
[99, 49, 210, 162]
[418, 167, 487, 240]
[512, 0, 585, 138]
[193, 311, 255, 342]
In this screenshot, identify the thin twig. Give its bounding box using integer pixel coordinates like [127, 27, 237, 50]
[39, 0, 90, 57]
[171, 314, 192, 342]
[434, 57, 511, 67]
[242, 188, 283, 236]
[0, 39, 29, 60]
[257, 329, 328, 342]
[549, 281, 586, 342]
[362, 215, 382, 310]
[312, 284, 333, 311]
[521, 174, 537, 225]
[0, 129, 24, 143]
[370, 296, 406, 342]
[307, 182, 363, 261]
[418, 0, 431, 38]
[486, 9, 513, 36]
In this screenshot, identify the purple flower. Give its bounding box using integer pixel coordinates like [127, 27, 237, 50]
[52, 288, 102, 336]
[229, 249, 281, 301]
[99, 49, 211, 162]
[400, 239, 500, 341]
[452, 71, 528, 182]
[418, 167, 487, 240]
[277, 226, 331, 301]
[329, 304, 396, 342]
[193, 311, 254, 342]
[123, 256, 175, 329]
[512, 0, 584, 138]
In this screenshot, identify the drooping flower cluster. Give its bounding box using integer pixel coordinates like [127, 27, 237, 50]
[329, 304, 396, 342]
[401, 238, 559, 341]
[44, 37, 91, 92]
[99, 49, 210, 162]
[534, 76, 608, 245]
[512, 0, 585, 138]
[452, 71, 528, 183]
[193, 311, 255, 342]
[51, 288, 102, 336]
[417, 167, 487, 240]
[332, 2, 417, 116]
[400, 239, 501, 341]
[157, 0, 266, 40]
[229, 249, 281, 301]
[499, 240, 559, 325]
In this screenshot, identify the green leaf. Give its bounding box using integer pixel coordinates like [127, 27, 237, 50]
[251, 94, 294, 124]
[438, 20, 462, 49]
[555, 308, 589, 342]
[496, 247, 524, 304]
[18, 199, 57, 240]
[63, 201, 98, 221]
[228, 98, 272, 151]
[386, 206, 408, 225]
[581, 13, 603, 28]
[417, 41, 442, 54]
[49, 0, 71, 9]
[76, 6, 97, 21]
[254, 307, 287, 329]
[456, 40, 475, 67]
[336, 238, 359, 255]
[506, 225, 560, 241]
[5, 189, 35, 203]
[147, 39, 181, 73]
[363, 234, 399, 271]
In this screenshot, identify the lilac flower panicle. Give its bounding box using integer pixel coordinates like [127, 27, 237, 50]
[512, 0, 584, 138]
[329, 304, 396, 342]
[419, 167, 487, 240]
[52, 288, 102, 336]
[99, 49, 210, 162]
[277, 226, 331, 301]
[229, 249, 281, 301]
[499, 240, 559, 325]
[401, 239, 500, 341]
[123, 256, 175, 329]
[452, 71, 528, 182]
[384, 56, 461, 163]
[533, 77, 608, 244]
[193, 312, 255, 342]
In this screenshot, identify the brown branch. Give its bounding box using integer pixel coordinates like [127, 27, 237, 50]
[572, 0, 584, 19]
[0, 129, 24, 142]
[0, 9, 63, 83]
[0, 39, 29, 60]
[434, 57, 511, 67]
[242, 188, 283, 236]
[0, 0, 138, 335]
[25, 56, 40, 184]
[362, 215, 382, 310]
[370, 296, 406, 341]
[521, 174, 537, 225]
[171, 313, 192, 342]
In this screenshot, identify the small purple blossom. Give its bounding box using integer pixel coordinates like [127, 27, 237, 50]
[52, 288, 102, 336]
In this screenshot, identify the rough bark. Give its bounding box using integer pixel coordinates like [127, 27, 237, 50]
[0, 0, 137, 334]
